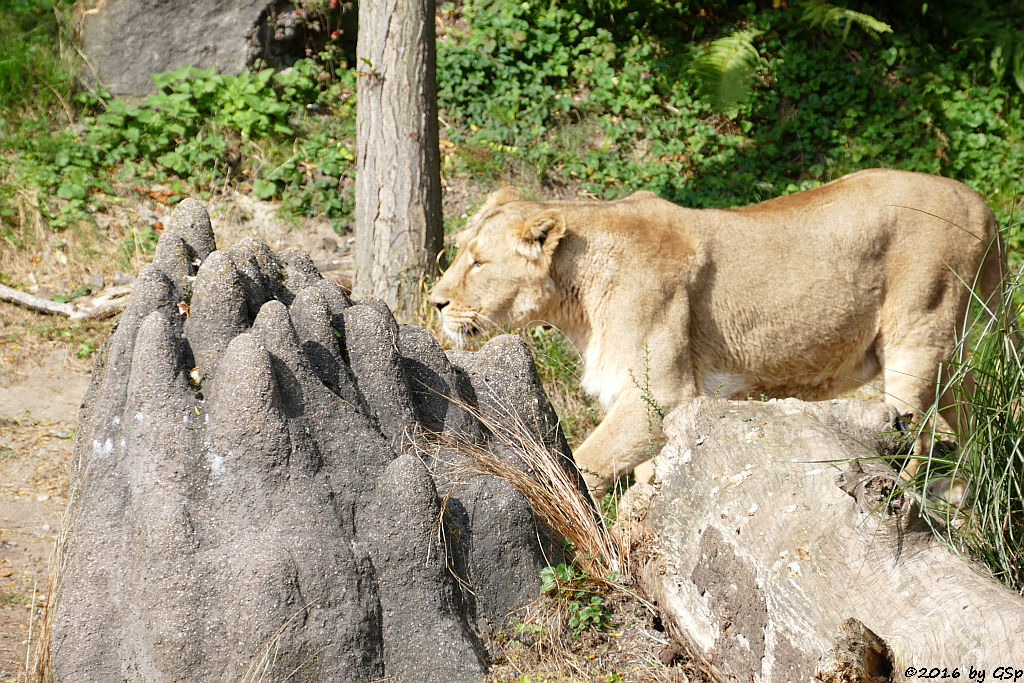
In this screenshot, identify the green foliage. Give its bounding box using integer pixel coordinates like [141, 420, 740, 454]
[539, 563, 610, 637]
[51, 283, 96, 303]
[436, 1, 1024, 260]
[599, 473, 635, 524]
[987, 29, 1024, 95]
[117, 226, 161, 269]
[17, 318, 109, 358]
[795, 0, 892, 42]
[2, 58, 356, 232]
[527, 326, 582, 392]
[75, 337, 97, 358]
[524, 326, 600, 448]
[627, 343, 667, 462]
[0, 0, 74, 115]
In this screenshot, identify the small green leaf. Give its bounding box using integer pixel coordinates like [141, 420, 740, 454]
[253, 178, 278, 199]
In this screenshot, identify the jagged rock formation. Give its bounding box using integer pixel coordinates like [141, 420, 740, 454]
[51, 199, 570, 681]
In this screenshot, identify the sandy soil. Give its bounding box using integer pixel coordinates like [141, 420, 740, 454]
[0, 338, 90, 681]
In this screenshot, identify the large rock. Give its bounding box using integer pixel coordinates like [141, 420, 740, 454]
[51, 199, 568, 681]
[80, 0, 353, 96]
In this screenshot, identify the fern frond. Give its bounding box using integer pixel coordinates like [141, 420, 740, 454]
[796, 0, 892, 42]
[990, 31, 1012, 82]
[988, 29, 1024, 96]
[691, 28, 763, 113]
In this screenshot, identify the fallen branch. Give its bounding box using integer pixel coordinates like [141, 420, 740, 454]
[0, 283, 132, 320]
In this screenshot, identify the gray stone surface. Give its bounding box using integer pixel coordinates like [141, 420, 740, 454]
[52, 200, 572, 681]
[82, 0, 269, 96]
[80, 0, 354, 96]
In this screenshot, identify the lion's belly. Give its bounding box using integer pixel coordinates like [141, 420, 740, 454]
[696, 346, 881, 402]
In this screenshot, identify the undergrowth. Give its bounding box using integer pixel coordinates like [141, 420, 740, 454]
[435, 0, 1024, 264]
[3, 0, 1024, 287]
[3, 61, 357, 233]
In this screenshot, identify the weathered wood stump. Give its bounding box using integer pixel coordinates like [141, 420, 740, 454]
[625, 397, 1024, 682]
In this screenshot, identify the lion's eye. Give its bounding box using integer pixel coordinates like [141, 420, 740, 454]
[471, 260, 482, 269]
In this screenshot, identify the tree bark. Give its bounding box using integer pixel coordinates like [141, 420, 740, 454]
[623, 397, 1024, 682]
[353, 0, 442, 319]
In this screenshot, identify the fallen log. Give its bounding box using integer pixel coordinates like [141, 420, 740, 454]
[0, 283, 132, 320]
[625, 397, 1024, 682]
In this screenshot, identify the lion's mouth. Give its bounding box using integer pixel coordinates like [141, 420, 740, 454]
[439, 312, 488, 347]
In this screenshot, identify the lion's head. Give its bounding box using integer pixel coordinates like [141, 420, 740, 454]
[428, 188, 567, 346]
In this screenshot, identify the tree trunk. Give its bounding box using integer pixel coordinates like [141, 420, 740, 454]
[623, 397, 1024, 682]
[353, 0, 442, 319]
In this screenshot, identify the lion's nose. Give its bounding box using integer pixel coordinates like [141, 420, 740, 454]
[429, 292, 449, 312]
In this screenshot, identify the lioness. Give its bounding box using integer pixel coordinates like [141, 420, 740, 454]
[429, 169, 1004, 496]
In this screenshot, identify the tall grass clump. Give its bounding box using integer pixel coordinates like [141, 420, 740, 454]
[0, 0, 75, 118]
[435, 399, 626, 584]
[918, 264, 1024, 593]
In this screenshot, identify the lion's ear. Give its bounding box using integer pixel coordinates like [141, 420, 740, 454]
[517, 209, 566, 259]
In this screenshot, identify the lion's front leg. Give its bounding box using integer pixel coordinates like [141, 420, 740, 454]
[573, 301, 699, 498]
[573, 389, 658, 499]
[574, 367, 696, 499]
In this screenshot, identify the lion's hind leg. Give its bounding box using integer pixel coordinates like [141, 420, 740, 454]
[880, 343, 962, 479]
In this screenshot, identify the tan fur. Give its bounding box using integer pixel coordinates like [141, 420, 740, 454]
[429, 169, 1005, 496]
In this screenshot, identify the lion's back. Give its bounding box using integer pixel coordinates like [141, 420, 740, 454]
[679, 169, 1001, 398]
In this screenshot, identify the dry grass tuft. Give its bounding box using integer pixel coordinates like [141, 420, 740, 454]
[0, 187, 132, 295]
[436, 399, 625, 583]
[424, 395, 709, 681]
[21, 452, 81, 683]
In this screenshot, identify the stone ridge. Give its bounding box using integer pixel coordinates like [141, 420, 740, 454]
[52, 198, 569, 682]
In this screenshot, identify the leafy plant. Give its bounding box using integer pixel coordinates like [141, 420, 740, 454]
[691, 27, 764, 112]
[524, 326, 600, 448]
[539, 563, 610, 637]
[795, 0, 892, 42]
[988, 29, 1024, 95]
[76, 338, 97, 358]
[117, 226, 160, 269]
[51, 283, 95, 304]
[2, 56, 357, 237]
[0, 0, 75, 115]
[628, 343, 668, 462]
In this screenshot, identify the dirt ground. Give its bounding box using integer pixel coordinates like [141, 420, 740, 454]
[0, 309, 94, 681]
